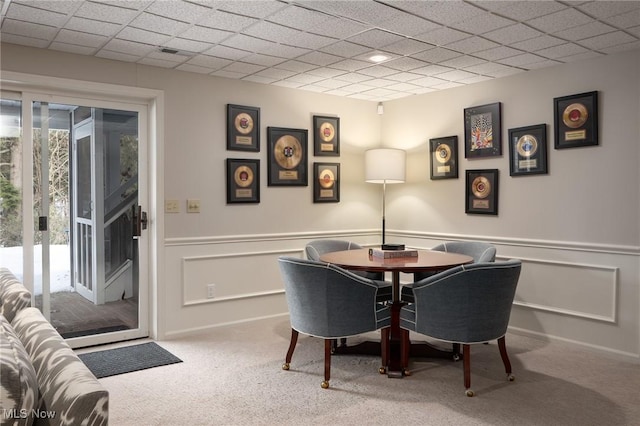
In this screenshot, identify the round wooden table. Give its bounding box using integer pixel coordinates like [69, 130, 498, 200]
[320, 248, 473, 377]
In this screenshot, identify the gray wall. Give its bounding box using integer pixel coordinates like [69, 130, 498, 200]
[2, 43, 639, 357]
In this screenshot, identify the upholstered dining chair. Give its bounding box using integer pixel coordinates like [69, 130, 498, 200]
[305, 239, 385, 281]
[404, 241, 496, 302]
[278, 256, 391, 389]
[399, 260, 522, 397]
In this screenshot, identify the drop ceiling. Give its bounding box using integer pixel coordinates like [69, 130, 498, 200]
[1, 0, 639, 101]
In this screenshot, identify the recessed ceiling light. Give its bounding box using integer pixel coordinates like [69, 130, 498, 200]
[369, 54, 388, 63]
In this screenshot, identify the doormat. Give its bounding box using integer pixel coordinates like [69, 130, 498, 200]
[61, 324, 129, 339]
[78, 342, 182, 378]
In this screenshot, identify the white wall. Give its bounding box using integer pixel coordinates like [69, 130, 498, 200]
[2, 43, 639, 357]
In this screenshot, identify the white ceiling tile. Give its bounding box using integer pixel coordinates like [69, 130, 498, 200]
[300, 1, 404, 26]
[357, 66, 399, 78]
[395, 1, 487, 26]
[210, 69, 246, 79]
[361, 78, 397, 88]
[267, 5, 333, 30]
[483, 24, 543, 44]
[117, 27, 171, 46]
[338, 83, 376, 93]
[360, 87, 396, 97]
[346, 29, 405, 49]
[474, 46, 523, 61]
[378, 12, 441, 36]
[449, 12, 515, 35]
[330, 59, 372, 72]
[431, 81, 464, 90]
[554, 21, 616, 42]
[577, 1, 640, 19]
[49, 42, 96, 55]
[410, 76, 448, 87]
[535, 42, 590, 59]
[561, 51, 605, 63]
[381, 38, 434, 56]
[458, 74, 493, 85]
[203, 45, 251, 61]
[217, 0, 288, 19]
[261, 44, 310, 59]
[95, 49, 141, 62]
[511, 34, 566, 51]
[383, 82, 423, 93]
[221, 34, 276, 53]
[65, 17, 121, 37]
[412, 47, 462, 63]
[436, 69, 478, 82]
[283, 32, 336, 51]
[12, 0, 84, 15]
[1, 19, 58, 40]
[164, 38, 211, 54]
[440, 55, 487, 68]
[305, 67, 347, 79]
[464, 61, 517, 76]
[272, 80, 305, 89]
[197, 10, 258, 32]
[385, 57, 428, 72]
[243, 75, 277, 84]
[296, 51, 342, 66]
[223, 62, 266, 74]
[384, 72, 422, 82]
[299, 84, 331, 93]
[323, 88, 352, 96]
[528, 8, 594, 33]
[600, 40, 640, 54]
[285, 73, 326, 84]
[130, 12, 190, 35]
[333, 73, 373, 84]
[102, 38, 156, 56]
[146, 50, 192, 63]
[6, 3, 67, 27]
[175, 63, 214, 74]
[414, 27, 470, 46]
[446, 36, 500, 54]
[145, 0, 213, 24]
[55, 29, 107, 48]
[75, 1, 141, 25]
[412, 64, 456, 76]
[307, 17, 369, 39]
[473, 0, 567, 21]
[602, 12, 640, 29]
[580, 31, 638, 50]
[489, 66, 524, 78]
[179, 26, 233, 44]
[497, 53, 548, 67]
[321, 41, 370, 58]
[0, 33, 50, 48]
[275, 60, 318, 73]
[313, 79, 350, 90]
[186, 55, 232, 69]
[524, 59, 563, 70]
[137, 57, 179, 68]
[241, 53, 287, 67]
[245, 21, 301, 43]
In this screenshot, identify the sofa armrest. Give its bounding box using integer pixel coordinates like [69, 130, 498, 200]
[11, 308, 108, 426]
[0, 268, 32, 323]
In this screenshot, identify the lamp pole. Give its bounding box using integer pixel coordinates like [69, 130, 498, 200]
[381, 180, 386, 245]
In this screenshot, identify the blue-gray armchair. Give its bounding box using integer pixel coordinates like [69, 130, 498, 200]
[399, 260, 522, 396]
[278, 256, 392, 388]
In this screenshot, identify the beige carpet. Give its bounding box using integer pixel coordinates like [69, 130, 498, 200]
[82, 316, 640, 426]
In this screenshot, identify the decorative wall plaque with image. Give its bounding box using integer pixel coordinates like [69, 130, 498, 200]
[465, 169, 499, 215]
[313, 162, 340, 203]
[267, 127, 308, 186]
[227, 104, 260, 152]
[553, 91, 598, 149]
[313, 115, 340, 156]
[429, 135, 458, 180]
[464, 102, 502, 158]
[226, 159, 260, 204]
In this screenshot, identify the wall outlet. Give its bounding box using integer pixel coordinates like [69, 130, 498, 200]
[187, 199, 201, 213]
[207, 284, 215, 299]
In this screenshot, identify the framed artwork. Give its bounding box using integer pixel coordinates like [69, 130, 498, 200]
[227, 104, 260, 152]
[464, 102, 502, 158]
[465, 169, 499, 215]
[313, 162, 340, 203]
[226, 159, 260, 204]
[554, 91, 598, 149]
[267, 126, 308, 186]
[313, 115, 340, 156]
[429, 135, 458, 180]
[508, 124, 548, 176]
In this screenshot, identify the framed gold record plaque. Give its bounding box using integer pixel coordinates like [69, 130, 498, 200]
[313, 115, 340, 156]
[509, 124, 548, 176]
[429, 135, 458, 180]
[227, 104, 260, 152]
[267, 127, 308, 186]
[554, 91, 598, 149]
[464, 102, 502, 158]
[226, 159, 260, 203]
[313, 162, 340, 203]
[465, 169, 498, 215]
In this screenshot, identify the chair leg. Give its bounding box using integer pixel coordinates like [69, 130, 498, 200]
[322, 339, 332, 388]
[498, 336, 515, 381]
[400, 328, 410, 374]
[463, 344, 474, 397]
[282, 328, 298, 371]
[379, 327, 390, 374]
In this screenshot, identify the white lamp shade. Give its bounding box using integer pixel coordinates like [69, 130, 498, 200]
[365, 148, 406, 183]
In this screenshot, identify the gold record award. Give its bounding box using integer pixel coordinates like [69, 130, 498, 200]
[472, 176, 491, 199]
[234, 113, 254, 134]
[516, 135, 538, 157]
[234, 166, 253, 188]
[562, 103, 588, 129]
[274, 135, 302, 169]
[435, 143, 452, 164]
[318, 168, 335, 189]
[319, 122, 335, 142]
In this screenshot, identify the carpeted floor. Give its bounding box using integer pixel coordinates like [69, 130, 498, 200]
[81, 316, 640, 426]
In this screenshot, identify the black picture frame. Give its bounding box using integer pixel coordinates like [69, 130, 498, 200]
[267, 127, 308, 186]
[226, 159, 260, 204]
[464, 102, 502, 158]
[313, 115, 340, 156]
[313, 162, 340, 203]
[429, 135, 458, 180]
[465, 169, 499, 215]
[554, 91, 598, 149]
[226, 104, 260, 152]
[508, 124, 548, 176]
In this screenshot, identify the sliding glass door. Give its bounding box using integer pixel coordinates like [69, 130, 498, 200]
[1, 91, 149, 348]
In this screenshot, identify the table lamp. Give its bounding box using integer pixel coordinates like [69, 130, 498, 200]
[365, 148, 406, 246]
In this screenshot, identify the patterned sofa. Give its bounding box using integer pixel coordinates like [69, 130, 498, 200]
[0, 268, 108, 425]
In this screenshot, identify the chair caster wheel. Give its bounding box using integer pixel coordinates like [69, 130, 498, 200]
[321, 381, 329, 389]
[403, 369, 412, 377]
[282, 363, 290, 370]
[465, 389, 475, 397]
[378, 366, 386, 374]
[453, 353, 460, 362]
[508, 374, 515, 382]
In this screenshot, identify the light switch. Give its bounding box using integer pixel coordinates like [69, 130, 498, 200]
[187, 199, 201, 213]
[165, 200, 180, 213]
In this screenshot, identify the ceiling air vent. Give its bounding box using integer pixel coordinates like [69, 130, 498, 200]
[160, 47, 179, 54]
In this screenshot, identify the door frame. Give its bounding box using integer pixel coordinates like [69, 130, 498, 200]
[1, 71, 165, 345]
